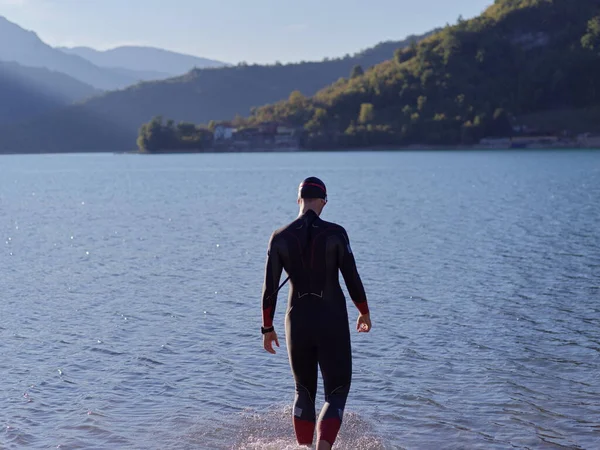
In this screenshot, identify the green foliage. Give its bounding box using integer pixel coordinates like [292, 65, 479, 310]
[582, 16, 600, 52]
[305, 108, 329, 133]
[350, 65, 364, 78]
[288, 90, 306, 105]
[358, 103, 375, 124]
[137, 116, 213, 152]
[232, 114, 246, 128]
[395, 43, 417, 65]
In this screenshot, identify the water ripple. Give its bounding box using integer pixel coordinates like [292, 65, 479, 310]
[1, 151, 600, 449]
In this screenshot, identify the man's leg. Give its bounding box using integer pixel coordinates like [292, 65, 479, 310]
[287, 326, 318, 445]
[317, 439, 333, 450]
[316, 327, 352, 448]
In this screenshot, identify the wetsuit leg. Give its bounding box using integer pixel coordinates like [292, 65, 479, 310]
[316, 322, 352, 447]
[286, 318, 318, 445]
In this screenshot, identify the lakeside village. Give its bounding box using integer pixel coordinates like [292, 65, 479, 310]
[137, 118, 600, 153]
[213, 121, 300, 151]
[211, 122, 600, 150]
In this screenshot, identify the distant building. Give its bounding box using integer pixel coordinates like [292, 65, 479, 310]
[234, 127, 261, 139]
[479, 135, 576, 149]
[214, 123, 237, 141]
[511, 135, 558, 147]
[479, 137, 511, 148]
[228, 122, 301, 150]
[258, 122, 279, 135]
[276, 125, 297, 135]
[278, 123, 303, 146]
[577, 133, 600, 149]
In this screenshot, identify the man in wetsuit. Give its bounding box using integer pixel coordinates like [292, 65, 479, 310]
[260, 176, 372, 450]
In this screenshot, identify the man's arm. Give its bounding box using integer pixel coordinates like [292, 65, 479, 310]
[261, 233, 284, 330]
[339, 228, 369, 315]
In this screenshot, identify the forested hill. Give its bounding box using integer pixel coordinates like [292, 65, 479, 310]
[0, 31, 435, 153]
[232, 0, 600, 147]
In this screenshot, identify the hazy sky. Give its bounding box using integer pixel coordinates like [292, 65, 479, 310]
[1, 0, 493, 64]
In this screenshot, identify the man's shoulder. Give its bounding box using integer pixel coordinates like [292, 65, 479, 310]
[320, 220, 353, 254]
[319, 219, 347, 235]
[270, 217, 303, 239]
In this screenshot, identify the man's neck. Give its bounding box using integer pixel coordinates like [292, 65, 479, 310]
[299, 206, 320, 217]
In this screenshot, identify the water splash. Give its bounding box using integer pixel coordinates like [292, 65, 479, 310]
[182, 405, 392, 450]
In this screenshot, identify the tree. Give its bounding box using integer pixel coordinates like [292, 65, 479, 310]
[288, 90, 306, 105]
[137, 116, 165, 152]
[305, 108, 328, 133]
[136, 116, 211, 152]
[395, 48, 409, 64]
[232, 114, 245, 128]
[147, 118, 168, 150]
[137, 124, 150, 151]
[409, 39, 418, 54]
[177, 122, 197, 137]
[350, 65, 364, 79]
[358, 103, 375, 124]
[582, 16, 600, 52]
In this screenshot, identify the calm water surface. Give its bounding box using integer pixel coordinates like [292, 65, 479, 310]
[1, 150, 599, 449]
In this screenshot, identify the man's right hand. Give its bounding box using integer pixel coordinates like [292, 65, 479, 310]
[263, 331, 280, 354]
[357, 313, 372, 333]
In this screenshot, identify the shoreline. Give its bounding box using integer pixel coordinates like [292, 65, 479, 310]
[1, 144, 599, 157]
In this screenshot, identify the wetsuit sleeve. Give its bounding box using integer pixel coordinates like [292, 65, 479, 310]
[339, 229, 369, 315]
[261, 233, 284, 329]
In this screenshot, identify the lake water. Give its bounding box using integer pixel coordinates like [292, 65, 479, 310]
[1, 150, 599, 450]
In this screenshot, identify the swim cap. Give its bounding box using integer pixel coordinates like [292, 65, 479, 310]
[298, 177, 327, 200]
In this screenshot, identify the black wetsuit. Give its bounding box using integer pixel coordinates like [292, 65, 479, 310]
[261, 209, 369, 446]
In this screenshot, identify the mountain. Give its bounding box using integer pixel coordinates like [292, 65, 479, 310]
[1, 67, 63, 126]
[0, 61, 99, 125]
[101, 66, 173, 83]
[218, 0, 600, 148]
[0, 30, 435, 153]
[0, 16, 137, 89]
[59, 46, 227, 79]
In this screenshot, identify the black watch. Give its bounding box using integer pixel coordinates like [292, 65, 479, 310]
[261, 326, 274, 334]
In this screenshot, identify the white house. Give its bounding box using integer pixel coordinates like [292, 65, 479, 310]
[214, 124, 237, 141]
